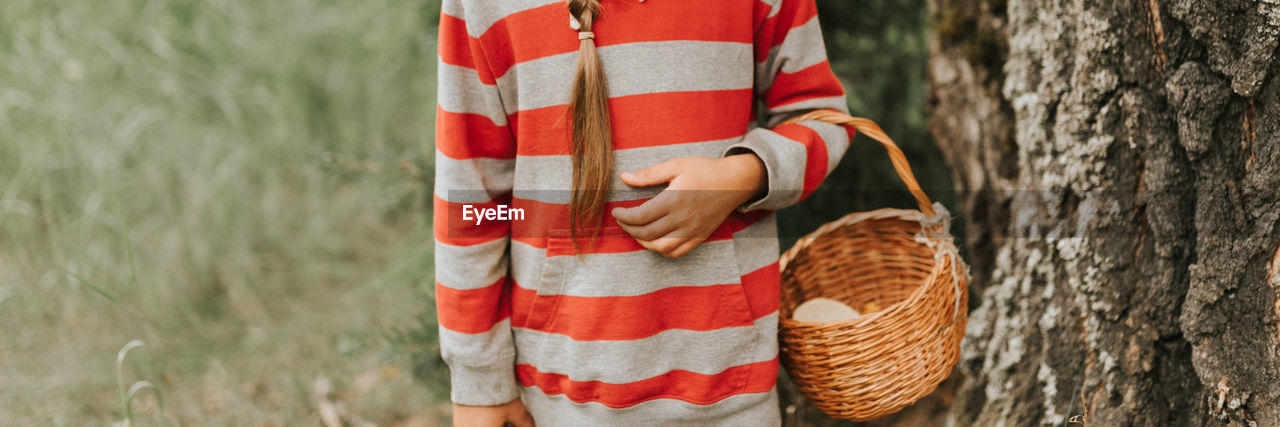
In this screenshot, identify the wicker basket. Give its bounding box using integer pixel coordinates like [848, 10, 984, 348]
[777, 110, 969, 421]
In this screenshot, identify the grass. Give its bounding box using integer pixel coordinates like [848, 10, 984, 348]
[0, 0, 448, 424]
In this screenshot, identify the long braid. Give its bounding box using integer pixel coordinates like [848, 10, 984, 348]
[566, 0, 613, 241]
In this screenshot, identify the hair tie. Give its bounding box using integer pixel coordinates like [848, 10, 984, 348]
[578, 31, 594, 40]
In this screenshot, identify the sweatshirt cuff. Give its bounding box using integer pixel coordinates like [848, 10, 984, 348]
[448, 361, 520, 406]
[723, 127, 806, 212]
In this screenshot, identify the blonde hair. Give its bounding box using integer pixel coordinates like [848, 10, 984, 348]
[566, 0, 612, 239]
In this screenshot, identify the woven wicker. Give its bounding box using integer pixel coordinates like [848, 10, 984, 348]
[777, 110, 969, 421]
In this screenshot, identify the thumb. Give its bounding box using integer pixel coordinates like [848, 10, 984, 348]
[621, 159, 683, 187]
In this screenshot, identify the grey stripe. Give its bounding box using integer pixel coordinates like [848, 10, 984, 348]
[437, 61, 510, 124]
[733, 213, 780, 274]
[441, 0, 465, 22]
[763, 95, 850, 127]
[460, 0, 560, 37]
[514, 312, 778, 384]
[435, 239, 509, 290]
[756, 16, 829, 94]
[522, 386, 779, 427]
[510, 239, 545, 290]
[448, 361, 520, 407]
[776, 17, 828, 74]
[510, 222, 778, 296]
[439, 318, 520, 406]
[434, 154, 515, 203]
[726, 127, 808, 211]
[439, 318, 516, 366]
[554, 238, 743, 297]
[799, 121, 852, 174]
[498, 41, 754, 113]
[511, 137, 744, 204]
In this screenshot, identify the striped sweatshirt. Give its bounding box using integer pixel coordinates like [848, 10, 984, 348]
[434, 0, 850, 424]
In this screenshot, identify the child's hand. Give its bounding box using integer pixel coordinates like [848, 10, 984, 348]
[612, 154, 766, 258]
[452, 399, 535, 427]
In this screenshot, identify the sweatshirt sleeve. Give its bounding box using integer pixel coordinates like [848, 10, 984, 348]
[724, 0, 853, 212]
[433, 0, 520, 407]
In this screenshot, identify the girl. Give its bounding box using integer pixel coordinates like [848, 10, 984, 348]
[434, 0, 851, 424]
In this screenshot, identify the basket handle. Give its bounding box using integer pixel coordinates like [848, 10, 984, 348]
[779, 109, 936, 217]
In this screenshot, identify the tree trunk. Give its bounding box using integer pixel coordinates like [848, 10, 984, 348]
[925, 0, 1280, 425]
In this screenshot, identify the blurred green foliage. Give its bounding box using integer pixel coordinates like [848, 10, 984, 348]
[1, 0, 446, 423]
[778, 0, 953, 248]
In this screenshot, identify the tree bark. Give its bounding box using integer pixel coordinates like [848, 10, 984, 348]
[926, 0, 1280, 425]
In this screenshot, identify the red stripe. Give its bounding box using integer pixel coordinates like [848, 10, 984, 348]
[508, 260, 779, 341]
[438, 14, 474, 69]
[438, 260, 778, 341]
[508, 197, 647, 254]
[764, 61, 845, 109]
[511, 90, 754, 156]
[513, 225, 662, 257]
[741, 262, 781, 318]
[517, 359, 778, 408]
[435, 107, 515, 160]
[436, 278, 511, 334]
[773, 123, 830, 199]
[752, 0, 775, 34]
[512, 232, 656, 257]
[511, 282, 758, 341]
[439, 14, 496, 84]
[727, 208, 773, 234]
[434, 194, 511, 247]
[478, 3, 755, 77]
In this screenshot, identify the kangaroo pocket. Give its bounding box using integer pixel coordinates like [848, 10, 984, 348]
[515, 231, 770, 407]
[512, 230, 573, 334]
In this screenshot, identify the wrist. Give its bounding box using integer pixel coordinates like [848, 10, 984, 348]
[724, 153, 767, 195]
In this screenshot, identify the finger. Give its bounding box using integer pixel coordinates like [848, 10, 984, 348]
[629, 234, 689, 257]
[611, 193, 676, 226]
[509, 407, 536, 427]
[617, 214, 680, 241]
[620, 159, 683, 187]
[646, 236, 691, 258]
[650, 226, 708, 258]
[665, 237, 705, 258]
[630, 236, 667, 254]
